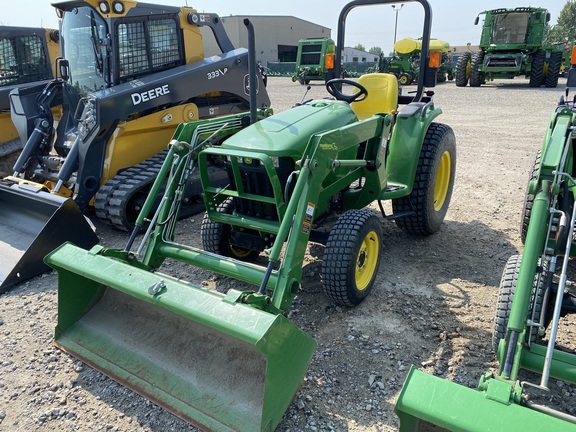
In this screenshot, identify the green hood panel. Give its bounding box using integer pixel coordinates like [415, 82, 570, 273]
[222, 100, 358, 159]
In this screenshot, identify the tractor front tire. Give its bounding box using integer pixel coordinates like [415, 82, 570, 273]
[392, 123, 456, 236]
[455, 52, 471, 87]
[545, 51, 562, 88]
[201, 198, 260, 262]
[529, 50, 546, 87]
[520, 150, 541, 244]
[322, 209, 383, 306]
[492, 254, 548, 353]
[469, 51, 485, 87]
[399, 72, 413, 85]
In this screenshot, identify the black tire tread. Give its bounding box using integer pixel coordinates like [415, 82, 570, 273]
[322, 209, 382, 307]
[529, 50, 546, 87]
[469, 51, 484, 87]
[455, 52, 471, 87]
[492, 254, 545, 353]
[545, 51, 562, 88]
[520, 149, 541, 244]
[392, 123, 456, 236]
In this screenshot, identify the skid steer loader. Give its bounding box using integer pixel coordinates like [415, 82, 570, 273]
[0, 26, 60, 176]
[395, 52, 576, 431]
[0, 0, 270, 293]
[44, 1, 455, 430]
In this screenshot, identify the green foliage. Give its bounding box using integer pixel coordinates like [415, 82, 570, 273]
[369, 46, 383, 56]
[353, 43, 366, 51]
[549, 1, 576, 43]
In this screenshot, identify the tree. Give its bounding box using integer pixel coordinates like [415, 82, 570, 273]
[369, 46, 383, 56]
[353, 43, 366, 52]
[548, 1, 576, 43]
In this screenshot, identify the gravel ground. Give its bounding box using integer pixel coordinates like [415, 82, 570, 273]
[1, 75, 575, 432]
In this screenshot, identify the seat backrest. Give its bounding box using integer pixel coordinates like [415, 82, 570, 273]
[351, 73, 398, 120]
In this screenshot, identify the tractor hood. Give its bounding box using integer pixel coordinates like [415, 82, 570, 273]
[222, 100, 358, 159]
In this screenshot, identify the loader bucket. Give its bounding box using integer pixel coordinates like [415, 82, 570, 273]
[0, 181, 98, 293]
[45, 243, 316, 432]
[395, 366, 574, 431]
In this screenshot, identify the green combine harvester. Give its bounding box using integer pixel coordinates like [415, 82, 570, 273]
[456, 6, 562, 87]
[396, 51, 576, 431]
[44, 0, 456, 430]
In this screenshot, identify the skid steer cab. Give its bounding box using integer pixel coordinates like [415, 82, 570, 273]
[45, 0, 455, 430]
[395, 53, 576, 431]
[0, 26, 60, 176]
[0, 0, 271, 293]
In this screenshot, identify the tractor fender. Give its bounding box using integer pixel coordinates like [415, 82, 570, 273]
[384, 104, 442, 193]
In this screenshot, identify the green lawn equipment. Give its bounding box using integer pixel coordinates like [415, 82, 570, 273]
[44, 1, 456, 430]
[395, 64, 576, 431]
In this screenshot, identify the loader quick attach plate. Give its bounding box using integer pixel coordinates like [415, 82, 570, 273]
[0, 180, 98, 293]
[45, 243, 316, 432]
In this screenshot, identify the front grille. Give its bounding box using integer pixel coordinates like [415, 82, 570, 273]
[485, 56, 520, 68]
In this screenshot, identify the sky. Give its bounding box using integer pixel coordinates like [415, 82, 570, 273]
[0, 0, 568, 53]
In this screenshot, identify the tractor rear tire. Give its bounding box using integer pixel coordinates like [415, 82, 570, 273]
[529, 50, 546, 87]
[545, 51, 562, 88]
[520, 150, 541, 244]
[201, 198, 260, 262]
[492, 254, 548, 353]
[469, 51, 485, 87]
[455, 52, 471, 87]
[392, 123, 456, 236]
[322, 209, 383, 306]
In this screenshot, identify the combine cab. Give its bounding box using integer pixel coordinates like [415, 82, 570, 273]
[45, 1, 456, 430]
[0, 0, 270, 293]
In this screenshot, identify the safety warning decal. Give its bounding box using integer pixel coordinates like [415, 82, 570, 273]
[301, 202, 315, 234]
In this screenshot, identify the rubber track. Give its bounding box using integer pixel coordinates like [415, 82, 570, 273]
[94, 151, 167, 231]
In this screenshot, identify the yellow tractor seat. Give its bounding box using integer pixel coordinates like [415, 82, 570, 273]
[351, 73, 399, 120]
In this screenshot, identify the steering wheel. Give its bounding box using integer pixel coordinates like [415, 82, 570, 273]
[326, 78, 368, 103]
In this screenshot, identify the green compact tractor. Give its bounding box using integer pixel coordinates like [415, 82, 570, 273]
[396, 60, 576, 431]
[456, 7, 562, 88]
[44, 0, 456, 430]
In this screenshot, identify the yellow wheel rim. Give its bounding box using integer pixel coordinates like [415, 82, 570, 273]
[434, 150, 452, 211]
[400, 75, 408, 85]
[466, 60, 471, 79]
[355, 230, 380, 291]
[230, 242, 253, 259]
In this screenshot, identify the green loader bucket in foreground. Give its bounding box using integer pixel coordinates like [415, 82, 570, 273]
[45, 243, 316, 432]
[0, 180, 98, 293]
[395, 366, 576, 431]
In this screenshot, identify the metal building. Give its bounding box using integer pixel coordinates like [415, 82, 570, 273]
[200, 15, 331, 65]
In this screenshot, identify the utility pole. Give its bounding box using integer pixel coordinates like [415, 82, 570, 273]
[392, 3, 404, 54]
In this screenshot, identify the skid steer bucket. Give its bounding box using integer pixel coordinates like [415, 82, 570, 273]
[395, 366, 573, 431]
[0, 181, 98, 293]
[45, 243, 316, 432]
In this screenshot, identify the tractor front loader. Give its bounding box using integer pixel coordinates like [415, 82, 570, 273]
[395, 58, 576, 432]
[0, 26, 60, 176]
[0, 0, 270, 293]
[44, 1, 456, 430]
